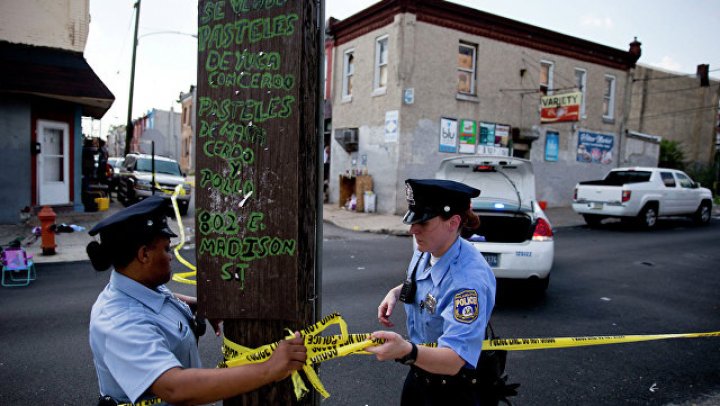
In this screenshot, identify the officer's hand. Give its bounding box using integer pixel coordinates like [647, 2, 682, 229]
[266, 332, 307, 381]
[367, 331, 412, 361]
[377, 286, 400, 327]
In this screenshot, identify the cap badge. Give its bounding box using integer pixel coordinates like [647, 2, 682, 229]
[405, 183, 415, 205]
[443, 205, 450, 213]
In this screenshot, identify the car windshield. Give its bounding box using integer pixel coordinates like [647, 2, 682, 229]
[136, 158, 182, 176]
[109, 158, 124, 168]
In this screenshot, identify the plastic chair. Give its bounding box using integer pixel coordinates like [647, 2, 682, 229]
[1, 248, 36, 287]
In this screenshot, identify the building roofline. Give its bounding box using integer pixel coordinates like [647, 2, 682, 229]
[327, 0, 637, 70]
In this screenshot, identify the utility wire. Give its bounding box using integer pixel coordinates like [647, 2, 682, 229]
[112, 6, 137, 77]
[522, 55, 582, 91]
[633, 73, 702, 82]
[500, 85, 579, 93]
[631, 83, 720, 96]
[627, 105, 718, 121]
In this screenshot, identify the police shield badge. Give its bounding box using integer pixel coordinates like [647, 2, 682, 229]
[454, 289, 479, 323]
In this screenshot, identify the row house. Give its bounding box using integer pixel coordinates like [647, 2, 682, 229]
[626, 64, 719, 167]
[130, 108, 182, 162]
[178, 86, 197, 174]
[0, 0, 115, 223]
[325, 0, 645, 213]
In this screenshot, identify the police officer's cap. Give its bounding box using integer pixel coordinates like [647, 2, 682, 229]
[403, 179, 480, 225]
[89, 196, 178, 239]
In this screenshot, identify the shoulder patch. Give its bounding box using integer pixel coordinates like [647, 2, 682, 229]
[453, 289, 479, 324]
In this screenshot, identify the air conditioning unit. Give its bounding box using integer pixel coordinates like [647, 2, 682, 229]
[334, 127, 359, 153]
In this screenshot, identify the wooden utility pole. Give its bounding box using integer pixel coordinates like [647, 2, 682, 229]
[195, 0, 322, 404]
[125, 0, 141, 156]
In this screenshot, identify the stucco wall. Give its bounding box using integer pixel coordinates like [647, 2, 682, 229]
[0, 99, 32, 224]
[624, 134, 660, 167]
[628, 65, 719, 165]
[330, 13, 635, 213]
[0, 0, 90, 52]
[330, 15, 404, 213]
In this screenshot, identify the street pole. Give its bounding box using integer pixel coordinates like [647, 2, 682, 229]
[195, 1, 322, 404]
[124, 0, 141, 156]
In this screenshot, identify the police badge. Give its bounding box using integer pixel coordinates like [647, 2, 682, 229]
[453, 289, 479, 323]
[424, 293, 437, 314]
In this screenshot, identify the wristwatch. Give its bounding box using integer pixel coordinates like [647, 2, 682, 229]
[395, 341, 418, 365]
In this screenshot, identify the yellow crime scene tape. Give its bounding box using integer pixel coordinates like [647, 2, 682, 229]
[218, 312, 720, 400]
[169, 186, 197, 285]
[219, 313, 382, 400]
[167, 186, 720, 399]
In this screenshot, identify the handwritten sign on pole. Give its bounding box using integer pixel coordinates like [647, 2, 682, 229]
[196, 0, 319, 321]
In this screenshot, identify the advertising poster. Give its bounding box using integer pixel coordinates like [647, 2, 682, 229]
[479, 122, 495, 146]
[545, 131, 559, 161]
[384, 110, 398, 143]
[459, 119, 477, 153]
[540, 91, 582, 123]
[495, 124, 510, 147]
[576, 130, 614, 164]
[439, 117, 458, 153]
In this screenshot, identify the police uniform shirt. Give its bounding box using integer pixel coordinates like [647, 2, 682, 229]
[404, 237, 496, 368]
[89, 271, 201, 404]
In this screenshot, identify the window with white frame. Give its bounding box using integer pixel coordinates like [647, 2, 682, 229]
[540, 60, 554, 95]
[374, 36, 388, 91]
[574, 68, 587, 117]
[457, 42, 476, 95]
[603, 74, 616, 120]
[342, 49, 354, 100]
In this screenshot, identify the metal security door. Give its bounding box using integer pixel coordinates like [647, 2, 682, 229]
[37, 120, 70, 205]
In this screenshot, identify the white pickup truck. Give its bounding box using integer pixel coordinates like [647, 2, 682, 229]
[572, 167, 713, 228]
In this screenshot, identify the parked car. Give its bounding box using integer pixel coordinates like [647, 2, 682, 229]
[117, 153, 192, 215]
[435, 155, 554, 292]
[572, 167, 713, 228]
[107, 157, 124, 193]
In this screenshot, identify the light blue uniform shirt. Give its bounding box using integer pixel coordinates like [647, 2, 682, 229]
[404, 237, 496, 368]
[89, 271, 201, 404]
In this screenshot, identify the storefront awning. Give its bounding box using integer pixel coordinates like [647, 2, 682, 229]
[0, 41, 114, 119]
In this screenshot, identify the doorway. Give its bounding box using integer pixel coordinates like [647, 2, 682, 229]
[37, 120, 70, 205]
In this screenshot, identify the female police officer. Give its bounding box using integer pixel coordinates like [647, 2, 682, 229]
[87, 196, 306, 405]
[367, 179, 496, 405]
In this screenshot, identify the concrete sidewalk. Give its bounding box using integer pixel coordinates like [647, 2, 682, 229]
[322, 203, 586, 236]
[0, 200, 589, 265]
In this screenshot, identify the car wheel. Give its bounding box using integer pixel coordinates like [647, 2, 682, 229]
[583, 214, 603, 228]
[535, 275, 550, 292]
[693, 201, 712, 225]
[117, 185, 129, 206]
[525, 275, 549, 295]
[125, 187, 138, 206]
[637, 204, 658, 229]
[178, 202, 189, 216]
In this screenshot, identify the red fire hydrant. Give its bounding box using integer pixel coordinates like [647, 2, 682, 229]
[38, 206, 57, 255]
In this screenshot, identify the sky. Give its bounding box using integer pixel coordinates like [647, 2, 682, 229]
[84, 0, 720, 138]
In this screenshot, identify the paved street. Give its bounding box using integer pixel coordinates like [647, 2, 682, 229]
[1, 219, 719, 405]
